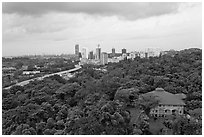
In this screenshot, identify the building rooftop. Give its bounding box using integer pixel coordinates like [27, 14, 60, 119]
[142, 88, 186, 106]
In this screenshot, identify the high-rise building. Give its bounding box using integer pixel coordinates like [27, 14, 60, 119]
[122, 48, 127, 54]
[112, 48, 115, 55]
[101, 52, 108, 65]
[88, 51, 94, 59]
[95, 44, 101, 60]
[82, 47, 88, 59]
[79, 52, 82, 58]
[145, 52, 148, 58]
[75, 44, 79, 56]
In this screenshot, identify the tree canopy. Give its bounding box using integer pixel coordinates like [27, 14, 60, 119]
[2, 48, 202, 135]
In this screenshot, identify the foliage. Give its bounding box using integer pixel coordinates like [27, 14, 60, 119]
[2, 48, 202, 135]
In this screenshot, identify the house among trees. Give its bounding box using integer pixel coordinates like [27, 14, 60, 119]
[142, 88, 186, 117]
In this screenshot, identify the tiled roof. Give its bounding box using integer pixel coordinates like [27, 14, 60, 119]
[175, 93, 187, 99]
[143, 88, 185, 106]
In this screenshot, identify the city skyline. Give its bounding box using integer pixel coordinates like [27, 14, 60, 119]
[2, 2, 202, 56]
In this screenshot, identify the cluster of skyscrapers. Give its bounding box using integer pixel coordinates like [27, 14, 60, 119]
[75, 44, 162, 65]
[75, 44, 109, 65]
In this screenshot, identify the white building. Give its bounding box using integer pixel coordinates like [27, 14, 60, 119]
[108, 57, 120, 63]
[95, 44, 101, 60]
[121, 53, 127, 60]
[139, 51, 146, 58]
[142, 88, 186, 117]
[101, 52, 108, 65]
[145, 48, 162, 57]
[129, 51, 140, 60]
[23, 71, 40, 75]
[81, 47, 88, 59]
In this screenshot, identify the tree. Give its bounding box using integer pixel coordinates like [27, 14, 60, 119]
[171, 115, 202, 135]
[10, 85, 24, 95]
[15, 61, 24, 69]
[138, 95, 159, 116]
[2, 48, 202, 135]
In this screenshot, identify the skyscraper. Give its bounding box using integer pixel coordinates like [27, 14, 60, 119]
[75, 44, 79, 56]
[112, 48, 115, 55]
[88, 51, 94, 59]
[145, 52, 148, 58]
[82, 47, 88, 59]
[101, 52, 108, 65]
[95, 44, 101, 60]
[79, 52, 82, 58]
[122, 48, 127, 54]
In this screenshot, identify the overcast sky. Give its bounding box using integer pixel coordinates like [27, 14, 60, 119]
[2, 2, 202, 56]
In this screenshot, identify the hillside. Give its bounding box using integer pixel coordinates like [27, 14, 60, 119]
[2, 48, 202, 135]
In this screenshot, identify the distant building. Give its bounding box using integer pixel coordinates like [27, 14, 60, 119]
[139, 51, 145, 58]
[122, 53, 127, 60]
[148, 51, 154, 57]
[23, 71, 40, 75]
[142, 88, 186, 117]
[160, 49, 179, 57]
[108, 53, 122, 58]
[145, 52, 148, 58]
[79, 52, 82, 58]
[21, 65, 28, 70]
[79, 58, 101, 65]
[88, 51, 94, 59]
[122, 48, 127, 54]
[108, 57, 120, 63]
[2, 67, 16, 74]
[145, 48, 162, 57]
[75, 44, 79, 57]
[101, 52, 108, 65]
[95, 44, 101, 60]
[112, 48, 115, 55]
[129, 51, 140, 60]
[60, 72, 74, 80]
[80, 58, 89, 65]
[82, 47, 88, 59]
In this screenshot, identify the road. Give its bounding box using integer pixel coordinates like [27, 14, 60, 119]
[4, 66, 81, 90]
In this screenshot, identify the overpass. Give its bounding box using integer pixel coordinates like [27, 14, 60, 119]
[3, 66, 81, 90]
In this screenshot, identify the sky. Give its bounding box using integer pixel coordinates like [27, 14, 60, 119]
[2, 2, 202, 56]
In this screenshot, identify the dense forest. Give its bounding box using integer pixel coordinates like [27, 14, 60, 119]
[2, 48, 202, 135]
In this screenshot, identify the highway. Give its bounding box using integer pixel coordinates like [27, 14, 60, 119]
[3, 66, 81, 90]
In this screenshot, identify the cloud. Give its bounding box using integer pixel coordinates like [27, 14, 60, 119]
[2, 2, 201, 56]
[3, 2, 180, 20]
[2, 13, 82, 35]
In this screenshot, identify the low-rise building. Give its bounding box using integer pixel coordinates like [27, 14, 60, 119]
[79, 58, 101, 65]
[142, 88, 186, 117]
[121, 53, 127, 60]
[21, 65, 28, 70]
[2, 67, 16, 74]
[23, 71, 41, 75]
[160, 49, 179, 57]
[108, 57, 120, 63]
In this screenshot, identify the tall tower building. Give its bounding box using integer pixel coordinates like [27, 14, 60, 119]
[82, 47, 88, 59]
[101, 52, 108, 65]
[122, 48, 127, 54]
[88, 51, 94, 59]
[145, 52, 148, 58]
[75, 44, 79, 56]
[79, 52, 82, 58]
[95, 44, 101, 60]
[112, 48, 115, 55]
